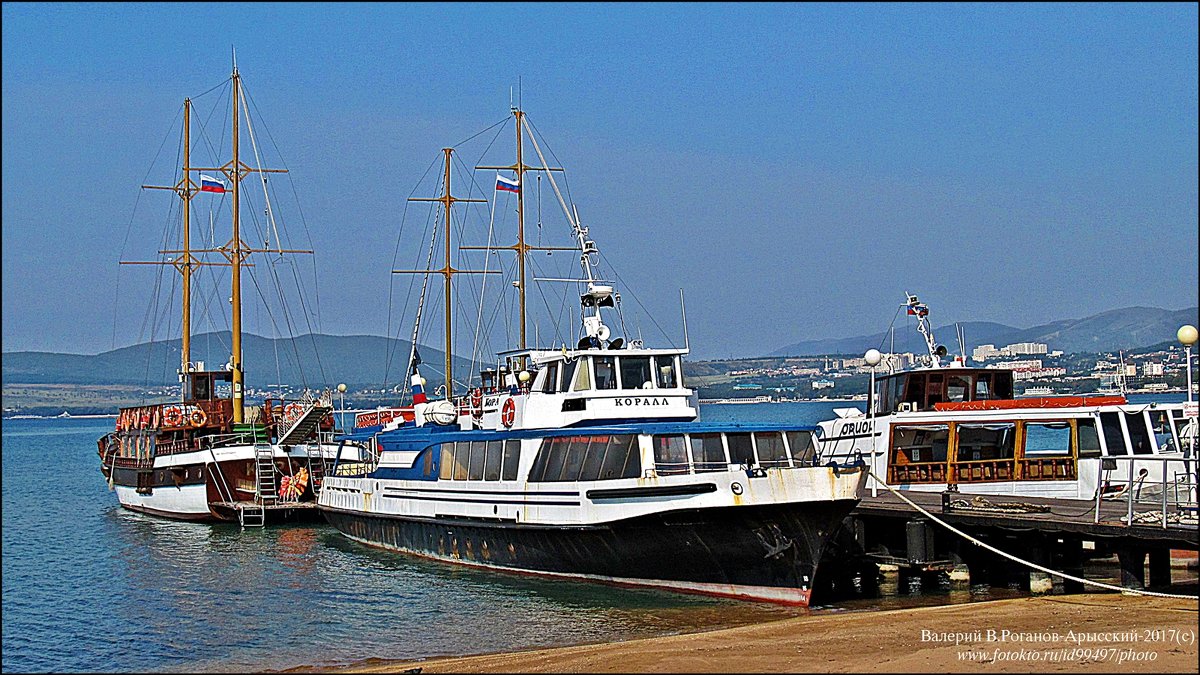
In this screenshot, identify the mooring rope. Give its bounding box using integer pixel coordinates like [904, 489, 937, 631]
[866, 469, 1199, 602]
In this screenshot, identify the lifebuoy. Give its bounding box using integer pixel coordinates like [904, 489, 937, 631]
[189, 408, 207, 427]
[163, 406, 183, 427]
[285, 402, 303, 418]
[470, 388, 484, 419]
[501, 397, 516, 428]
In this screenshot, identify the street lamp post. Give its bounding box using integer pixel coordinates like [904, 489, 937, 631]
[1178, 326, 1197, 449]
[864, 349, 883, 498]
[1178, 325, 1197, 506]
[336, 383, 347, 430]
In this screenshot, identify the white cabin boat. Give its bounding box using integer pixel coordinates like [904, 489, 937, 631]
[818, 295, 1197, 507]
[318, 109, 866, 605]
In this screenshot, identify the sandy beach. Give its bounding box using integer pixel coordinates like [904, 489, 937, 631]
[309, 593, 1198, 674]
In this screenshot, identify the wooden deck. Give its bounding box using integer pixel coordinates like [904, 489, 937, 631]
[855, 489, 1198, 549]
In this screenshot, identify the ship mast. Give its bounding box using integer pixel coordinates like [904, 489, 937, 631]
[395, 148, 493, 399]
[125, 99, 212, 390]
[171, 67, 309, 422]
[472, 108, 572, 352]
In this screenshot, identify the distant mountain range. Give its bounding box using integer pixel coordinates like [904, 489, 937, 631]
[771, 306, 1199, 357]
[1, 331, 471, 389]
[4, 305, 1197, 388]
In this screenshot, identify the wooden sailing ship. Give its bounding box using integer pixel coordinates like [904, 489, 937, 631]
[97, 65, 348, 526]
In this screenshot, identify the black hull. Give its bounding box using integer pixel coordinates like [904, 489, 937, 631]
[321, 500, 859, 605]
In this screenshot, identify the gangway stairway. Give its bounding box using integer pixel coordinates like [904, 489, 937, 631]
[278, 399, 334, 446]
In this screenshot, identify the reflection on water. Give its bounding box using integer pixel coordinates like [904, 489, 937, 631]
[2, 410, 1091, 673]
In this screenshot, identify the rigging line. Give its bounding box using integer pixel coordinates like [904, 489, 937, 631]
[383, 153, 442, 392]
[402, 198, 443, 401]
[875, 305, 903, 355]
[241, 84, 325, 338]
[246, 264, 312, 390]
[194, 82, 232, 180]
[469, 178, 501, 385]
[475, 256, 519, 359]
[237, 83, 282, 253]
[524, 117, 576, 209]
[190, 74, 232, 101]
[113, 102, 186, 347]
[597, 250, 675, 347]
[450, 115, 512, 150]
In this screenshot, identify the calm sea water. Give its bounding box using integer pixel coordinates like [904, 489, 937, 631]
[1, 403, 846, 673]
[5, 397, 1182, 672]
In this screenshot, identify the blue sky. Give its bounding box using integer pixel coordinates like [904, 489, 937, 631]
[3, 2, 1197, 361]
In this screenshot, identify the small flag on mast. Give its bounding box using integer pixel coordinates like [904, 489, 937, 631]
[495, 174, 520, 194]
[411, 371, 427, 404]
[200, 174, 227, 194]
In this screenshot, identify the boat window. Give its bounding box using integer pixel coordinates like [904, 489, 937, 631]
[572, 358, 592, 391]
[690, 433, 727, 472]
[889, 424, 949, 483]
[1023, 422, 1072, 456]
[529, 436, 568, 481]
[656, 356, 678, 389]
[754, 432, 789, 468]
[423, 447, 437, 477]
[786, 430, 817, 466]
[974, 374, 993, 400]
[579, 435, 609, 481]
[993, 372, 1014, 399]
[561, 436, 590, 481]
[891, 424, 950, 464]
[598, 435, 640, 480]
[947, 376, 970, 403]
[1124, 413, 1153, 455]
[438, 445, 454, 479]
[594, 356, 618, 390]
[502, 439, 521, 481]
[468, 441, 487, 480]
[653, 434, 689, 475]
[620, 356, 653, 390]
[1077, 419, 1102, 458]
[727, 433, 755, 467]
[483, 440, 503, 481]
[540, 362, 560, 394]
[903, 375, 925, 411]
[452, 442, 469, 480]
[925, 374, 944, 407]
[956, 423, 1016, 462]
[560, 359, 579, 393]
[874, 378, 890, 415]
[1099, 412, 1127, 455]
[1148, 410, 1177, 452]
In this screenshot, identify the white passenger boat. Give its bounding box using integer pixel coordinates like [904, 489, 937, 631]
[318, 109, 866, 605]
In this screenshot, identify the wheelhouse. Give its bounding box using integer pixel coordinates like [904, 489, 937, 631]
[872, 368, 1014, 415]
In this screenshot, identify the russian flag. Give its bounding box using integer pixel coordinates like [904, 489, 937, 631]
[496, 174, 519, 194]
[907, 304, 928, 317]
[200, 174, 226, 194]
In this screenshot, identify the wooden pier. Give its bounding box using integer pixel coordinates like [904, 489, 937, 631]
[838, 489, 1198, 594]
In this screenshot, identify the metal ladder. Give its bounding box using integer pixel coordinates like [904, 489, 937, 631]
[238, 503, 265, 528]
[255, 445, 277, 505]
[305, 443, 326, 496]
